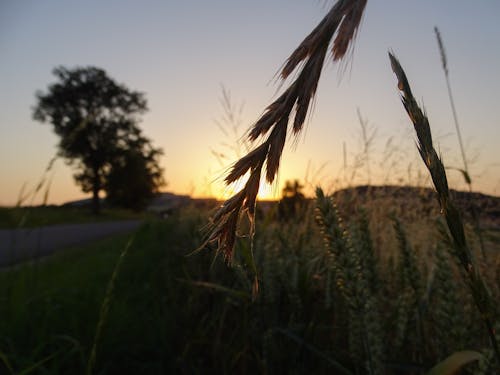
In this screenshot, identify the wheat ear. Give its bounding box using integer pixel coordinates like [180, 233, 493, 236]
[388, 52, 500, 363]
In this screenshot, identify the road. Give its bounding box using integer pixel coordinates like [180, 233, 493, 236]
[0, 220, 142, 267]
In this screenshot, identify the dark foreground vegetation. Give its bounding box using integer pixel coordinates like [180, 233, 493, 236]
[1, 187, 499, 374]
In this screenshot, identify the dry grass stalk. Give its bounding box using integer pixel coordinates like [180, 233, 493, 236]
[434, 27, 488, 260]
[434, 27, 469, 178]
[388, 52, 500, 363]
[202, 0, 367, 262]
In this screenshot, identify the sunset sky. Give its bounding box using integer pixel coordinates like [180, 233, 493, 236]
[1, 1, 499, 206]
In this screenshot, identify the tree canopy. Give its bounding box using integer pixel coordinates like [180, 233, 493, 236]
[278, 179, 307, 220]
[105, 142, 164, 211]
[33, 66, 164, 213]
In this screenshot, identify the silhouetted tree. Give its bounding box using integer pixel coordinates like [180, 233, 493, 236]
[33, 66, 163, 214]
[278, 179, 307, 220]
[105, 139, 164, 211]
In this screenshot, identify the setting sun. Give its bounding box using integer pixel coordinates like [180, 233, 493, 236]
[213, 173, 280, 201]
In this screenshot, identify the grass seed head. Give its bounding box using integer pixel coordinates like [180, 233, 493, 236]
[206, 0, 368, 262]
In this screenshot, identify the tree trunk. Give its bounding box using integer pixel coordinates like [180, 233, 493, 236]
[92, 185, 100, 215]
[92, 168, 101, 215]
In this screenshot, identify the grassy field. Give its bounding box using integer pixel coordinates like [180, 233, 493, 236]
[0, 213, 203, 374]
[0, 193, 498, 374]
[3, 2, 499, 374]
[0, 206, 148, 229]
[1, 6, 498, 372]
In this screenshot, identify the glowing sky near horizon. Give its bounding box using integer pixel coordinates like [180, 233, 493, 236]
[1, 0, 499, 205]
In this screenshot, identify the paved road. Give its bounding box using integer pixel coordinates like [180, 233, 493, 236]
[0, 220, 142, 267]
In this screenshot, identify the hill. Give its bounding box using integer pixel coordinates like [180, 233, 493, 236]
[332, 185, 500, 229]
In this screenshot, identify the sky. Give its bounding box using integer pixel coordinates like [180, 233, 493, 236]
[1, 0, 499, 205]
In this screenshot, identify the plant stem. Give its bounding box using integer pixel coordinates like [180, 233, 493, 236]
[388, 52, 500, 364]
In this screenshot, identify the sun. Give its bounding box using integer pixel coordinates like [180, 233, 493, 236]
[257, 180, 280, 200]
[214, 175, 280, 201]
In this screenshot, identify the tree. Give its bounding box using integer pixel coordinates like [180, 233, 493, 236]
[105, 136, 165, 211]
[33, 66, 163, 213]
[278, 179, 307, 220]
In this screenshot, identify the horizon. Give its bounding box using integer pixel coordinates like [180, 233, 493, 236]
[4, 182, 500, 209]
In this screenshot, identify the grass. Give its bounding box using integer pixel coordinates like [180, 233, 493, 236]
[2, 1, 499, 373]
[1, 199, 498, 374]
[203, 0, 368, 262]
[0, 206, 148, 229]
[0, 231, 134, 373]
[0, 214, 203, 374]
[389, 52, 499, 362]
[198, 0, 499, 372]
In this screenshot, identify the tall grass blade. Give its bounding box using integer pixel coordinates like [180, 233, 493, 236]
[0, 351, 14, 375]
[86, 235, 135, 375]
[426, 350, 482, 375]
[177, 279, 251, 301]
[17, 351, 60, 375]
[274, 328, 354, 375]
[388, 51, 500, 364]
[434, 27, 469, 181]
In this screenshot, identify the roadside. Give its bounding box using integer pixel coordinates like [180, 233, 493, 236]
[0, 206, 147, 229]
[0, 220, 142, 267]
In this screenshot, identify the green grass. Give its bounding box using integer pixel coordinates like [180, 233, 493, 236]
[0, 199, 498, 374]
[0, 206, 148, 229]
[1, 219, 156, 372]
[0, 207, 330, 373]
[0, 209, 228, 374]
[0, 230, 135, 373]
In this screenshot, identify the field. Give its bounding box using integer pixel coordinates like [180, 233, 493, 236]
[0, 206, 147, 229]
[1, 2, 499, 374]
[1, 188, 499, 374]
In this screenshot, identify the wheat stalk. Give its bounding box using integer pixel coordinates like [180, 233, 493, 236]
[201, 0, 367, 262]
[315, 187, 383, 374]
[388, 52, 500, 363]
